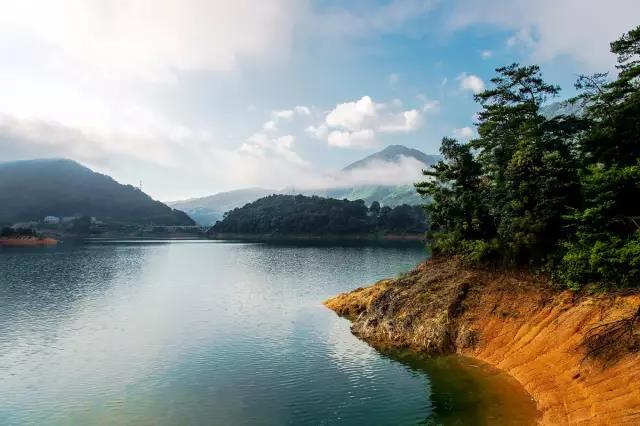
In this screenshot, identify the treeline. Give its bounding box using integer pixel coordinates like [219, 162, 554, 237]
[417, 26, 640, 290]
[209, 195, 426, 236]
[0, 227, 37, 238]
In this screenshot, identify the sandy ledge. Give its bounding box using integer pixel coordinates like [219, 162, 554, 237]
[325, 258, 640, 425]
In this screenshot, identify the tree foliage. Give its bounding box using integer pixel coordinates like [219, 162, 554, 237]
[417, 26, 640, 290]
[209, 194, 426, 236]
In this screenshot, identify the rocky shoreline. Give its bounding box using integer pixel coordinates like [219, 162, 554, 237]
[0, 236, 58, 247]
[325, 258, 640, 425]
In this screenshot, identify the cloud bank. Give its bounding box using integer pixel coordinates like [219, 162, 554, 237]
[448, 0, 640, 70]
[0, 0, 300, 79]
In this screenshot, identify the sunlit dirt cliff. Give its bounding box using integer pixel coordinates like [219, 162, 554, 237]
[325, 258, 640, 425]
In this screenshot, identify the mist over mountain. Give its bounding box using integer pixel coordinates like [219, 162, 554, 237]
[342, 145, 441, 172]
[0, 159, 194, 226]
[171, 145, 437, 225]
[168, 188, 280, 226]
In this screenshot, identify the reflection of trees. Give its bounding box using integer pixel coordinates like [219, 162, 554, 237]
[378, 349, 537, 425]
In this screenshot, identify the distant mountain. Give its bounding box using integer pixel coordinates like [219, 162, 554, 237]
[343, 144, 441, 171]
[305, 184, 422, 207]
[0, 159, 194, 226]
[171, 145, 437, 225]
[541, 100, 584, 119]
[168, 188, 280, 226]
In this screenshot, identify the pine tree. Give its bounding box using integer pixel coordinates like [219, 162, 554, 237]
[416, 137, 493, 261]
[557, 26, 640, 289]
[472, 64, 580, 265]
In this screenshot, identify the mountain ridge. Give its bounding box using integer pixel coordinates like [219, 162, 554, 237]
[0, 158, 194, 226]
[170, 144, 437, 225]
[342, 144, 441, 171]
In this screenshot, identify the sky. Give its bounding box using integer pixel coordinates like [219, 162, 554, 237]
[0, 0, 638, 201]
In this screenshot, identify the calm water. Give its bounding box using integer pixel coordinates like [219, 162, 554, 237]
[0, 241, 537, 425]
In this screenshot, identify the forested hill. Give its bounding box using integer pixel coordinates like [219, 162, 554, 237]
[0, 159, 194, 226]
[416, 25, 640, 291]
[208, 194, 426, 237]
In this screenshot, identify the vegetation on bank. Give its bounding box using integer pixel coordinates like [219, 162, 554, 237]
[208, 194, 426, 237]
[1, 227, 38, 238]
[416, 26, 640, 290]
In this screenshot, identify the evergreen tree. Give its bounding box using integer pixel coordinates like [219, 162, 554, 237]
[557, 26, 640, 289]
[473, 64, 580, 265]
[416, 137, 493, 262]
[418, 65, 580, 266]
[417, 26, 640, 289]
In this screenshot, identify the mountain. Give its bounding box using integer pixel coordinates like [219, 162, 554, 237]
[168, 188, 280, 226]
[342, 144, 441, 171]
[321, 145, 438, 206]
[0, 159, 194, 226]
[170, 145, 438, 225]
[305, 184, 422, 207]
[541, 100, 584, 119]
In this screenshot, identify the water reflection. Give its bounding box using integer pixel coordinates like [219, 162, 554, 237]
[382, 349, 540, 425]
[0, 241, 535, 425]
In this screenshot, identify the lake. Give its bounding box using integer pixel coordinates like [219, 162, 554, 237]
[0, 240, 537, 425]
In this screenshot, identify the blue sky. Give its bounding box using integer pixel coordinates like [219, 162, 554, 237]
[0, 0, 638, 200]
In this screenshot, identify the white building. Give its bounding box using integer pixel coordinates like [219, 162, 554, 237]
[43, 216, 60, 225]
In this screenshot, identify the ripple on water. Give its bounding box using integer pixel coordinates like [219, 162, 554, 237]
[0, 241, 537, 425]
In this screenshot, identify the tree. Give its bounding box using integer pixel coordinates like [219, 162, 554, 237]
[369, 201, 381, 215]
[415, 26, 640, 289]
[209, 195, 426, 237]
[419, 65, 580, 266]
[556, 26, 640, 289]
[416, 137, 493, 261]
[472, 64, 580, 265]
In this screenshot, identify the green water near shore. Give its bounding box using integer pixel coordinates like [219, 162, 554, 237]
[0, 240, 536, 425]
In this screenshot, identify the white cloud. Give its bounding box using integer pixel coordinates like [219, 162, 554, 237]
[421, 99, 441, 113]
[318, 95, 424, 148]
[457, 73, 485, 94]
[240, 132, 308, 166]
[273, 110, 296, 120]
[0, 111, 323, 200]
[309, 0, 437, 38]
[0, 0, 299, 79]
[327, 129, 377, 148]
[294, 105, 311, 115]
[263, 120, 278, 132]
[331, 155, 428, 187]
[480, 49, 493, 59]
[257, 105, 315, 136]
[305, 124, 329, 140]
[326, 96, 378, 131]
[378, 109, 422, 132]
[453, 126, 474, 140]
[447, 0, 640, 70]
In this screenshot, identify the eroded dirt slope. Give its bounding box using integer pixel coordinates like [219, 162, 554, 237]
[325, 258, 640, 425]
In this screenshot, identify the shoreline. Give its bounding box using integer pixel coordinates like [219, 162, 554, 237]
[0, 236, 58, 247]
[207, 232, 425, 242]
[324, 257, 640, 425]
